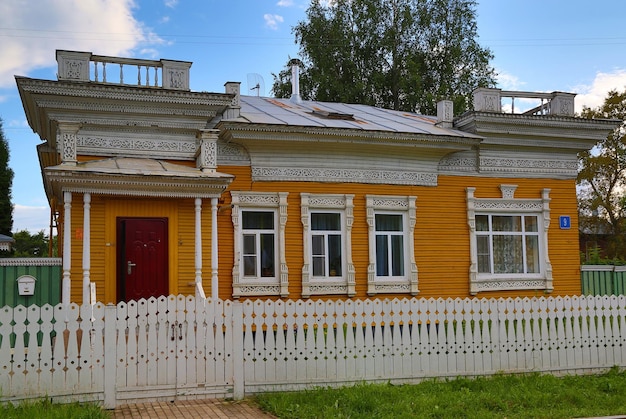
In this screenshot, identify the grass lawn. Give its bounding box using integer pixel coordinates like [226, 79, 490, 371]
[4, 369, 626, 418]
[256, 368, 626, 418]
[0, 398, 110, 419]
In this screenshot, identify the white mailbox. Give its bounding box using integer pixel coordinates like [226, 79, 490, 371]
[16, 275, 36, 296]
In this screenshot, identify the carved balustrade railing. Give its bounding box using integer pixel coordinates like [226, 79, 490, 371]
[56, 50, 192, 90]
[473, 87, 576, 116]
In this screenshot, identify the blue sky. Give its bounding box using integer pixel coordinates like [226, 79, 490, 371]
[1, 0, 626, 233]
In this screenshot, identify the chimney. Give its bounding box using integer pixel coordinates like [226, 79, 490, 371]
[223, 81, 241, 119]
[436, 100, 453, 128]
[289, 58, 302, 104]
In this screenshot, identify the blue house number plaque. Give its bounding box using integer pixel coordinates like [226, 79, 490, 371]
[559, 216, 571, 230]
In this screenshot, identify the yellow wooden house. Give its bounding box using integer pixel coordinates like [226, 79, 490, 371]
[15, 50, 619, 305]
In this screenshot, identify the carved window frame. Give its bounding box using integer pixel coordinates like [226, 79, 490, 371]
[301, 193, 355, 298]
[231, 191, 289, 298]
[366, 195, 418, 296]
[466, 185, 553, 295]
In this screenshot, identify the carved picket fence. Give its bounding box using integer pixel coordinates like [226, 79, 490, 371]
[1, 294, 626, 407]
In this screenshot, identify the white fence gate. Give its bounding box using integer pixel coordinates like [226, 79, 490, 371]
[1, 294, 626, 407]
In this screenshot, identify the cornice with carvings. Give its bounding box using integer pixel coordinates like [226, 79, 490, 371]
[217, 142, 250, 164]
[219, 123, 481, 147]
[456, 111, 616, 128]
[77, 134, 198, 158]
[17, 77, 234, 106]
[438, 154, 578, 177]
[455, 112, 618, 143]
[40, 99, 217, 118]
[46, 171, 232, 199]
[252, 166, 438, 186]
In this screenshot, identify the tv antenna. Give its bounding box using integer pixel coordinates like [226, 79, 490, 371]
[247, 73, 265, 97]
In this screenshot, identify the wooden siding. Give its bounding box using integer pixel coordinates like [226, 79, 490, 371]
[63, 167, 581, 304]
[218, 166, 581, 300]
[66, 196, 184, 304]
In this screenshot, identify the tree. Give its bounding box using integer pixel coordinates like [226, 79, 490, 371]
[12, 229, 53, 257]
[0, 118, 14, 236]
[271, 0, 495, 115]
[578, 89, 626, 259]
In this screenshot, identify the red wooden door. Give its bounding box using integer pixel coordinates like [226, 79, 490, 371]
[117, 218, 169, 302]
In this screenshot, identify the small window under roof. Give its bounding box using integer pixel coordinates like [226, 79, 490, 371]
[310, 108, 355, 121]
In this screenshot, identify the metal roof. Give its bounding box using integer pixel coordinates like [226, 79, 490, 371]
[228, 96, 480, 139]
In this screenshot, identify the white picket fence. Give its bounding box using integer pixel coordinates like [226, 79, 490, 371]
[1, 294, 626, 408]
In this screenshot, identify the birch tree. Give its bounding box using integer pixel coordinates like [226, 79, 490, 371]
[271, 0, 495, 115]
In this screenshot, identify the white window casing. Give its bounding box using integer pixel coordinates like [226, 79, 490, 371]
[366, 195, 418, 296]
[466, 185, 553, 295]
[231, 191, 289, 298]
[301, 193, 355, 298]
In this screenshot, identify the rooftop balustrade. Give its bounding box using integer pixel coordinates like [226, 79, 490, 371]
[56, 50, 192, 90]
[473, 87, 576, 116]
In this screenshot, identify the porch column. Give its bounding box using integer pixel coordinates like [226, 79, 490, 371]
[211, 197, 218, 300]
[62, 191, 72, 306]
[194, 198, 206, 299]
[82, 193, 91, 305]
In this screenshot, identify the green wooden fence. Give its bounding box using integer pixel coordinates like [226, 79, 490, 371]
[581, 265, 626, 296]
[0, 258, 62, 307]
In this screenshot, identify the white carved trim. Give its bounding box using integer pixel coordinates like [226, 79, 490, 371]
[46, 174, 231, 199]
[466, 186, 553, 295]
[196, 130, 219, 172]
[77, 134, 198, 159]
[366, 195, 418, 296]
[230, 191, 289, 298]
[500, 184, 517, 199]
[253, 167, 437, 186]
[438, 154, 578, 177]
[300, 193, 355, 298]
[58, 122, 81, 165]
[217, 142, 250, 165]
[479, 157, 578, 176]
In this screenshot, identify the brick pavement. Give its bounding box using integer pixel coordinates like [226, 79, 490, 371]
[112, 398, 276, 418]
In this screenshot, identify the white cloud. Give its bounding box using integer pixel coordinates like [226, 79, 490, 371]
[277, 0, 294, 6]
[0, 0, 164, 88]
[573, 70, 626, 113]
[13, 205, 50, 234]
[7, 119, 28, 128]
[164, 0, 179, 8]
[264, 14, 284, 30]
[495, 70, 525, 91]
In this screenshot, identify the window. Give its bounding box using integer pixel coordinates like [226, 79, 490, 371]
[375, 213, 405, 277]
[242, 211, 275, 278]
[467, 185, 552, 295]
[311, 212, 342, 277]
[231, 191, 288, 298]
[366, 195, 418, 296]
[475, 214, 540, 275]
[301, 194, 355, 297]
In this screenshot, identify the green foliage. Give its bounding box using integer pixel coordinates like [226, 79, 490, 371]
[0, 398, 109, 418]
[581, 244, 626, 265]
[271, 0, 495, 115]
[578, 89, 626, 259]
[0, 118, 14, 236]
[257, 369, 626, 418]
[11, 229, 55, 257]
